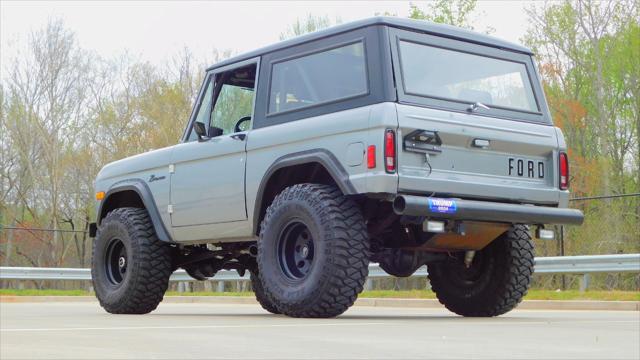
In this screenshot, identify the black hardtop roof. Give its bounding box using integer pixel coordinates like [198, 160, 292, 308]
[206, 16, 532, 71]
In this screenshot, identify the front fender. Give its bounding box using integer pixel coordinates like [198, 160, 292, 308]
[97, 179, 174, 243]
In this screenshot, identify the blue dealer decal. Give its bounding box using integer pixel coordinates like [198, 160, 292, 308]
[428, 198, 457, 214]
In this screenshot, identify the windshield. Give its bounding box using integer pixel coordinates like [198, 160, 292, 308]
[398, 40, 539, 113]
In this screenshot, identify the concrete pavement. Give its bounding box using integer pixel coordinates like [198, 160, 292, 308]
[1, 301, 639, 359]
[2, 296, 638, 311]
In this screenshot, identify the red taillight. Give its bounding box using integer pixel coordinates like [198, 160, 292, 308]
[559, 152, 569, 190]
[367, 145, 376, 169]
[384, 130, 396, 173]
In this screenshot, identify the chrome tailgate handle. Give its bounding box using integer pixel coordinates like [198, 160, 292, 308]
[472, 138, 490, 148]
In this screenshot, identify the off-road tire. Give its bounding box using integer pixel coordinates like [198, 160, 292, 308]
[92, 207, 173, 314]
[428, 225, 534, 317]
[250, 270, 280, 314]
[257, 184, 370, 318]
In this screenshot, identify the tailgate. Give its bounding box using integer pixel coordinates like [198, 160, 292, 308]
[396, 104, 561, 205]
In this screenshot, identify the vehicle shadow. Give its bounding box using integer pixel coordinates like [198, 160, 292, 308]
[337, 314, 529, 321]
[147, 312, 529, 322]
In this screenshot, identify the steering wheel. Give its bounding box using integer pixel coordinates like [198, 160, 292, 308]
[234, 116, 252, 133]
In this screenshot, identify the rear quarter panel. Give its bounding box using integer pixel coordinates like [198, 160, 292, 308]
[245, 103, 399, 229]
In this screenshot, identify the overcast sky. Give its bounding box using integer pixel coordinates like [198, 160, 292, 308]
[1, 1, 535, 78]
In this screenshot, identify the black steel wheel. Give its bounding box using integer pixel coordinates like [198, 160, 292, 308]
[105, 238, 127, 285]
[278, 221, 315, 280]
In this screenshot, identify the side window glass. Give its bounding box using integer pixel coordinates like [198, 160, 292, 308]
[187, 80, 213, 142]
[210, 64, 256, 135]
[268, 42, 367, 114]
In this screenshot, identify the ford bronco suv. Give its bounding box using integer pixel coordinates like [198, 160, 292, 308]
[90, 17, 584, 318]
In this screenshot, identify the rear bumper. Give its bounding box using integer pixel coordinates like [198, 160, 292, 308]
[393, 195, 584, 225]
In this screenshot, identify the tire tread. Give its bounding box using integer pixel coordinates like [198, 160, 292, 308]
[428, 225, 534, 317]
[92, 207, 172, 314]
[257, 184, 369, 318]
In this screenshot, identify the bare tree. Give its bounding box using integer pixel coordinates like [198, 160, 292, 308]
[279, 14, 341, 41]
[3, 19, 92, 266]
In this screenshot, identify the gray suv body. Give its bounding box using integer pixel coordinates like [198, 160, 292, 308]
[90, 17, 583, 318]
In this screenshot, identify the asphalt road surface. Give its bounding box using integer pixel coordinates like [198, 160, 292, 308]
[1, 302, 638, 359]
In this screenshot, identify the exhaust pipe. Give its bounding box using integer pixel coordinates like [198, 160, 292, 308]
[392, 195, 428, 216]
[393, 194, 584, 225]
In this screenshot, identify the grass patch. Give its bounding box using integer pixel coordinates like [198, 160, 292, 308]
[0, 289, 92, 296]
[525, 290, 640, 301]
[1, 288, 638, 301]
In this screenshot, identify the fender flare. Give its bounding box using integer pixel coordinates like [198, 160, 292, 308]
[252, 149, 357, 235]
[97, 179, 174, 243]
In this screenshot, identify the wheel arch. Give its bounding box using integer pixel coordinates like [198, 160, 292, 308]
[252, 149, 357, 235]
[97, 179, 174, 243]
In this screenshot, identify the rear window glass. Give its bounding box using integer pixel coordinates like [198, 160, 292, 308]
[399, 41, 538, 112]
[268, 42, 367, 114]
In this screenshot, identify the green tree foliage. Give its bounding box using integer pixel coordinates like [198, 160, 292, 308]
[408, 0, 477, 29]
[524, 0, 639, 256]
[279, 14, 341, 40]
[0, 20, 223, 270]
[392, 1, 494, 33]
[211, 84, 254, 134]
[1, 19, 93, 268]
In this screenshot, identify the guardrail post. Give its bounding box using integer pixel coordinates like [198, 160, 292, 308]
[365, 278, 373, 291]
[217, 281, 224, 292]
[560, 225, 566, 290]
[579, 274, 591, 293]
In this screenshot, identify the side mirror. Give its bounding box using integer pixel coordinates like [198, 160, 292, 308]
[208, 126, 223, 138]
[193, 122, 209, 142]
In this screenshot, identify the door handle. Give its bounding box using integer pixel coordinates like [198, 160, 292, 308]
[231, 133, 246, 141]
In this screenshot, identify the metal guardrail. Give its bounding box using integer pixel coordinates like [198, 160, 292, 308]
[1, 254, 639, 292]
[533, 254, 640, 274]
[0, 267, 249, 282]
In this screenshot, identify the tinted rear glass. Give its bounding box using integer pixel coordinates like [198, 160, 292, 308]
[268, 42, 367, 114]
[399, 40, 538, 112]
